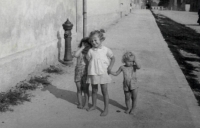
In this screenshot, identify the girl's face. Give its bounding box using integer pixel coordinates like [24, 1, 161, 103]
[124, 60, 134, 67]
[83, 42, 91, 48]
[90, 34, 102, 48]
[124, 55, 135, 67]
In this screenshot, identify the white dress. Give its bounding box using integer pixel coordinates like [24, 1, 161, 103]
[86, 45, 113, 84]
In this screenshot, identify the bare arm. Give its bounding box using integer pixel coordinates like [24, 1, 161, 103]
[73, 46, 85, 58]
[110, 66, 122, 76]
[107, 56, 115, 74]
[134, 57, 141, 69]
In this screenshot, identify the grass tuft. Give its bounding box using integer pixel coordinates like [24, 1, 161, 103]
[0, 75, 51, 112]
[29, 75, 51, 86]
[43, 65, 63, 74]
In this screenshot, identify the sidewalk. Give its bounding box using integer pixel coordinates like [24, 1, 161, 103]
[153, 10, 200, 33]
[1, 9, 200, 128]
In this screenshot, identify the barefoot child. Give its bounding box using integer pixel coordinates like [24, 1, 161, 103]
[74, 37, 92, 109]
[110, 51, 140, 115]
[86, 29, 115, 116]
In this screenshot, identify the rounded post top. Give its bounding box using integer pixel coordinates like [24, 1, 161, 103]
[63, 19, 73, 31]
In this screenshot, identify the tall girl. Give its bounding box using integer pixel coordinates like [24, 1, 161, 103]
[86, 29, 115, 116]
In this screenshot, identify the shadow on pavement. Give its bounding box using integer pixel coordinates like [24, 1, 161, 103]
[186, 24, 200, 26]
[41, 84, 126, 111]
[41, 85, 102, 112]
[42, 84, 77, 106]
[97, 94, 126, 110]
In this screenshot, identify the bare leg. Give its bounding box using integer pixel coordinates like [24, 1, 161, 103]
[83, 84, 90, 110]
[88, 84, 98, 111]
[100, 84, 109, 116]
[130, 88, 138, 115]
[76, 82, 83, 109]
[124, 91, 131, 114]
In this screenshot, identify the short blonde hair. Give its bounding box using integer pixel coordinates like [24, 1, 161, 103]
[122, 51, 135, 63]
[89, 29, 105, 42]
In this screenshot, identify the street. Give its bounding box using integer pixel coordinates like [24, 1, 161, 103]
[0, 9, 200, 128]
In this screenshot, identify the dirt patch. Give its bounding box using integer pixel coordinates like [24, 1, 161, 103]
[152, 11, 200, 105]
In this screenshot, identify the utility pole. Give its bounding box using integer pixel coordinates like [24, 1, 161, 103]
[83, 0, 87, 38]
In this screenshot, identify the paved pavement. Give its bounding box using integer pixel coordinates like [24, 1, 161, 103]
[1, 9, 200, 128]
[153, 10, 200, 33]
[153, 10, 200, 90]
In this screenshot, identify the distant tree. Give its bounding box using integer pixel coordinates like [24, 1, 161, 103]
[185, 0, 190, 4]
[158, 0, 169, 7]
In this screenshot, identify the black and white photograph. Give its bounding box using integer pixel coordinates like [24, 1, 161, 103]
[0, 0, 200, 128]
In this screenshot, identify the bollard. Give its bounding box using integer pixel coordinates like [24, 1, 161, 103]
[62, 19, 73, 66]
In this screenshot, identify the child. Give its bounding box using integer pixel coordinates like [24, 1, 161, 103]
[74, 37, 92, 109]
[86, 29, 115, 116]
[110, 51, 140, 115]
[130, 3, 132, 13]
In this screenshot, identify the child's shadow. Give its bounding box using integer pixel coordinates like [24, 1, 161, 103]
[97, 94, 126, 110]
[42, 85, 126, 112]
[42, 85, 77, 105]
[41, 85, 103, 112]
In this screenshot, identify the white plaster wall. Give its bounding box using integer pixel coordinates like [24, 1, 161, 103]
[73, 0, 131, 45]
[0, 0, 76, 91]
[0, 0, 131, 91]
[86, 0, 131, 36]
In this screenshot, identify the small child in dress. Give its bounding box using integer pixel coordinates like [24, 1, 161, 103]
[86, 29, 115, 116]
[74, 37, 92, 109]
[110, 51, 141, 115]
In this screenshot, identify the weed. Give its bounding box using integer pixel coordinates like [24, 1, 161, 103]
[43, 65, 63, 74]
[0, 75, 51, 112]
[0, 88, 31, 112]
[29, 75, 51, 86]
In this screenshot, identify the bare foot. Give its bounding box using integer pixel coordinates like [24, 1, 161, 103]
[100, 110, 108, 116]
[124, 109, 131, 114]
[77, 105, 83, 109]
[129, 109, 136, 115]
[87, 106, 96, 111]
[83, 106, 89, 110]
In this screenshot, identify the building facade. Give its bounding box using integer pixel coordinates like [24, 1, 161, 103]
[168, 0, 200, 11]
[0, 0, 131, 91]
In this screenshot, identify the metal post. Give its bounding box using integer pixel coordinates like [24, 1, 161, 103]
[62, 19, 73, 66]
[83, 0, 87, 37]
